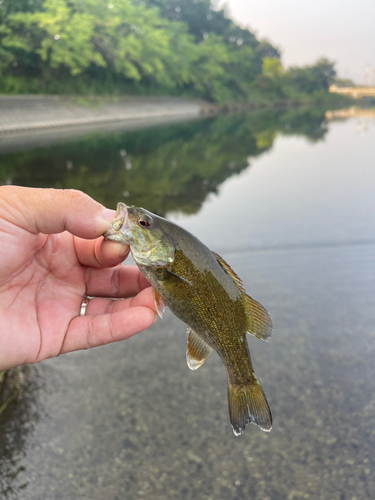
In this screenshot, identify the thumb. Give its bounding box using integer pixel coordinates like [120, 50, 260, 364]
[0, 186, 115, 239]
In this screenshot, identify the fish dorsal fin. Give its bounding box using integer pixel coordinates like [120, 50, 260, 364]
[212, 251, 247, 292]
[186, 327, 213, 370]
[212, 251, 273, 341]
[152, 287, 167, 319]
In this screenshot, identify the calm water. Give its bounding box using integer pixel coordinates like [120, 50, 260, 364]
[0, 109, 374, 500]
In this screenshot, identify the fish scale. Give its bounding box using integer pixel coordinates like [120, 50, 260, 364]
[104, 202, 273, 435]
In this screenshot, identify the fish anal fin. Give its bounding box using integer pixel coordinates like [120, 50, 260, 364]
[152, 287, 167, 319]
[244, 294, 273, 341]
[186, 327, 213, 370]
[228, 377, 272, 436]
[212, 251, 272, 341]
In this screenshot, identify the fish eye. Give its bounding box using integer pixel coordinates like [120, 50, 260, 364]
[138, 216, 152, 228]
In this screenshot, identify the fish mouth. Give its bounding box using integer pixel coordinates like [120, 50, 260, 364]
[103, 202, 132, 244]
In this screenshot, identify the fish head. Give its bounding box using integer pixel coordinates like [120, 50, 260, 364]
[104, 203, 175, 267]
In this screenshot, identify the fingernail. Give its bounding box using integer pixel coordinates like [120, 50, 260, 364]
[111, 242, 130, 258]
[102, 208, 116, 222]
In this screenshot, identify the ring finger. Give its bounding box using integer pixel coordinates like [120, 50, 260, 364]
[81, 288, 155, 316]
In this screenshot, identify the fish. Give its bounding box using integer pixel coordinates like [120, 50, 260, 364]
[104, 203, 273, 435]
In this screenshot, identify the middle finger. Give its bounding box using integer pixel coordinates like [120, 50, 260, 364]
[84, 264, 151, 299]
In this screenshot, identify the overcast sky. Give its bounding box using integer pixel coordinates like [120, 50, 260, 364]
[221, 0, 375, 84]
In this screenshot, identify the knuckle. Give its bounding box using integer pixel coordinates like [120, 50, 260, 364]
[65, 189, 88, 206]
[86, 316, 97, 348]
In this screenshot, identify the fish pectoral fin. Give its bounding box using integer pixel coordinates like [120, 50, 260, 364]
[165, 270, 193, 287]
[186, 328, 213, 370]
[212, 251, 272, 341]
[152, 287, 167, 319]
[243, 294, 273, 341]
[228, 376, 272, 436]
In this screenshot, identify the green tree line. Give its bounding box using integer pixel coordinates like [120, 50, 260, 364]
[0, 0, 341, 104]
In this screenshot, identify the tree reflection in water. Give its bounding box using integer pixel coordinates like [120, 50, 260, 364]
[0, 107, 328, 215]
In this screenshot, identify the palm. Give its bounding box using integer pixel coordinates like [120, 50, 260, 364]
[1, 230, 87, 366]
[0, 224, 156, 373]
[0, 186, 156, 371]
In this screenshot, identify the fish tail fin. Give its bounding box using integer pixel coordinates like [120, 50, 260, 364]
[227, 377, 272, 436]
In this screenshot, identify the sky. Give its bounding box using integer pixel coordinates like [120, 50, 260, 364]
[221, 0, 375, 84]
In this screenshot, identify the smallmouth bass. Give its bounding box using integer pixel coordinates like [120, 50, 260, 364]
[104, 203, 273, 435]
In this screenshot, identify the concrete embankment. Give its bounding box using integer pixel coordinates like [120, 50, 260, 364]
[0, 95, 217, 153]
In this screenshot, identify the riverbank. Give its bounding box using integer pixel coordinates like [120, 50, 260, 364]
[0, 93, 352, 134]
[0, 94, 353, 155]
[0, 95, 216, 133]
[0, 95, 218, 154]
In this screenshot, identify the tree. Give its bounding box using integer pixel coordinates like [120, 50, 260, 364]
[143, 0, 280, 99]
[287, 58, 337, 94]
[1, 0, 174, 82]
[0, 0, 340, 104]
[0, 0, 44, 24]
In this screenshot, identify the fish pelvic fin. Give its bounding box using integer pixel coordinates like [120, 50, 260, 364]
[228, 377, 272, 435]
[186, 328, 213, 370]
[152, 287, 167, 319]
[212, 251, 272, 341]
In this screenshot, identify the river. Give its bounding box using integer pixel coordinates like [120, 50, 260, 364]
[0, 107, 374, 500]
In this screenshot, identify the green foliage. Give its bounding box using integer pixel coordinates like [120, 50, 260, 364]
[1, 0, 175, 80]
[0, 0, 44, 24]
[286, 58, 337, 94]
[2, 0, 105, 75]
[262, 57, 283, 78]
[0, 0, 341, 104]
[144, 0, 279, 100]
[144, 0, 260, 47]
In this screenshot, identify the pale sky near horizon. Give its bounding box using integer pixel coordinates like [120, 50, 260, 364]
[220, 0, 375, 84]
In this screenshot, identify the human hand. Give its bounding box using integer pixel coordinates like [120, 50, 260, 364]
[0, 186, 156, 371]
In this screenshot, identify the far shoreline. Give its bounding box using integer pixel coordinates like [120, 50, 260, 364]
[0, 93, 355, 154]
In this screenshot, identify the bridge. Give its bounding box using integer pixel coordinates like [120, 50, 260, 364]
[329, 85, 375, 98]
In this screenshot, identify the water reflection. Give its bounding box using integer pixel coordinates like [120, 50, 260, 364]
[0, 107, 374, 500]
[325, 106, 375, 134]
[0, 367, 44, 499]
[0, 107, 329, 215]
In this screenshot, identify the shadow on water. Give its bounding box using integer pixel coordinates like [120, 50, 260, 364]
[0, 107, 328, 215]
